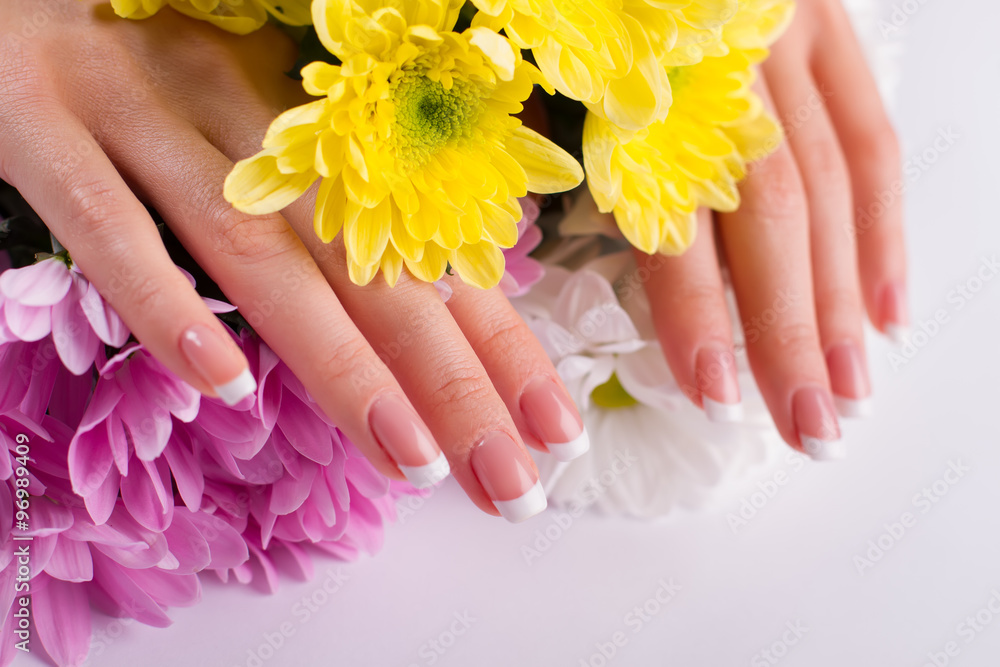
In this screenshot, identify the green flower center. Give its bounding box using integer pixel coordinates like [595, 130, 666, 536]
[392, 74, 481, 166]
[590, 373, 638, 409]
[664, 66, 692, 93]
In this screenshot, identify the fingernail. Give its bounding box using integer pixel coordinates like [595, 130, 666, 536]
[369, 394, 449, 489]
[879, 281, 910, 344]
[520, 377, 589, 462]
[696, 347, 743, 423]
[179, 324, 255, 406]
[826, 342, 873, 419]
[793, 387, 844, 461]
[471, 432, 546, 523]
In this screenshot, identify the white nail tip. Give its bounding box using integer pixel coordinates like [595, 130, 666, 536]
[801, 436, 847, 462]
[214, 369, 257, 407]
[399, 452, 451, 489]
[493, 480, 547, 523]
[704, 398, 744, 423]
[546, 429, 591, 462]
[886, 324, 911, 345]
[835, 395, 874, 419]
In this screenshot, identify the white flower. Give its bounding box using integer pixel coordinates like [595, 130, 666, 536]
[512, 254, 780, 517]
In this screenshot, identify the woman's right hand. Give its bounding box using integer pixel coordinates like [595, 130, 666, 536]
[0, 0, 587, 522]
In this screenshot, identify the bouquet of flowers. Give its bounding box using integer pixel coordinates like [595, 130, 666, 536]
[0, 0, 815, 663]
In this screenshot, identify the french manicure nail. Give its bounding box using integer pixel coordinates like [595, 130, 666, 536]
[520, 377, 589, 462]
[880, 281, 910, 344]
[180, 324, 256, 406]
[471, 431, 546, 523]
[369, 394, 449, 489]
[826, 342, 873, 419]
[793, 387, 844, 461]
[696, 347, 743, 423]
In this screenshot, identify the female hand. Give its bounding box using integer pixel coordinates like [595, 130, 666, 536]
[0, 0, 588, 521]
[640, 0, 907, 458]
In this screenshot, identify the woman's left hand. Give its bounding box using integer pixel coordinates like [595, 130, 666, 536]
[640, 0, 907, 458]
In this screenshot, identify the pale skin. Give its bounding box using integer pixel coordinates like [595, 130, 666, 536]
[0, 0, 905, 516]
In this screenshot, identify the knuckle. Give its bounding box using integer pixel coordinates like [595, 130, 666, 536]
[668, 282, 725, 310]
[208, 207, 296, 264]
[315, 338, 377, 387]
[753, 152, 808, 219]
[815, 285, 863, 320]
[427, 364, 496, 414]
[64, 178, 121, 233]
[126, 274, 167, 316]
[800, 138, 849, 192]
[769, 321, 820, 351]
[472, 315, 528, 361]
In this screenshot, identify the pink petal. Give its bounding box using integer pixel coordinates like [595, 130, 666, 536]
[269, 461, 318, 515]
[52, 275, 100, 375]
[108, 414, 129, 477]
[28, 498, 74, 536]
[345, 453, 390, 499]
[90, 552, 172, 627]
[68, 422, 115, 499]
[118, 390, 172, 461]
[518, 196, 540, 226]
[45, 366, 94, 430]
[45, 535, 94, 582]
[18, 352, 60, 424]
[0, 259, 72, 306]
[31, 576, 92, 667]
[0, 441, 12, 484]
[276, 393, 334, 465]
[202, 297, 236, 313]
[178, 513, 248, 571]
[3, 300, 50, 341]
[270, 428, 303, 479]
[84, 467, 121, 526]
[97, 342, 142, 376]
[312, 538, 359, 562]
[268, 540, 314, 581]
[305, 469, 337, 526]
[253, 342, 283, 429]
[342, 491, 386, 555]
[163, 434, 204, 511]
[246, 544, 280, 594]
[120, 458, 174, 533]
[75, 376, 123, 433]
[162, 511, 211, 574]
[80, 281, 130, 347]
[197, 400, 268, 459]
[0, 342, 33, 413]
[137, 361, 201, 423]
[90, 513, 168, 570]
[27, 534, 58, 579]
[235, 443, 285, 486]
[123, 567, 201, 608]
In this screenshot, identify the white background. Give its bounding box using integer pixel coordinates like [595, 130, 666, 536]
[22, 0, 1000, 665]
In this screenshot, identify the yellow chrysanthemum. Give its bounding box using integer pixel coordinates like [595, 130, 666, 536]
[111, 0, 312, 34]
[470, 0, 738, 133]
[583, 0, 794, 255]
[224, 0, 584, 288]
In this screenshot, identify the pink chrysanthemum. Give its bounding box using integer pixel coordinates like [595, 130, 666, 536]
[0, 258, 418, 667]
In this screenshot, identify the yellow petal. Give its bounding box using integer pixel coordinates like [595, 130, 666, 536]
[380, 244, 404, 287]
[314, 175, 346, 243]
[451, 241, 505, 289]
[504, 126, 584, 194]
[467, 27, 517, 80]
[404, 243, 448, 283]
[344, 197, 391, 267]
[224, 152, 317, 215]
